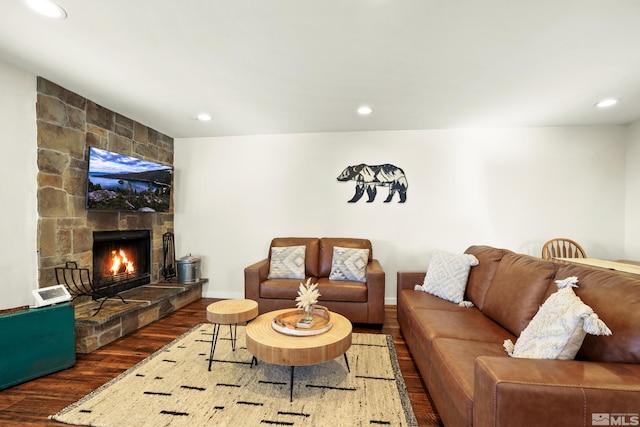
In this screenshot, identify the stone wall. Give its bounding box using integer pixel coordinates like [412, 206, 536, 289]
[36, 77, 174, 289]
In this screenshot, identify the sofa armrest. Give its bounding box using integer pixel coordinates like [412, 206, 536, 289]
[474, 356, 640, 427]
[366, 259, 385, 324]
[367, 259, 385, 297]
[397, 271, 426, 293]
[244, 259, 269, 301]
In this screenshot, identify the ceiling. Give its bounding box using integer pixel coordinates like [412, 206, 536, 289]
[2, 0, 640, 139]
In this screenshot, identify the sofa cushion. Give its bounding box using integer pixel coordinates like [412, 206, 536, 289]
[396, 289, 477, 377]
[259, 278, 307, 300]
[270, 237, 319, 277]
[398, 289, 478, 313]
[411, 309, 516, 344]
[464, 246, 508, 310]
[316, 277, 368, 302]
[429, 339, 507, 427]
[481, 253, 557, 336]
[504, 276, 611, 360]
[556, 264, 640, 364]
[260, 278, 368, 303]
[329, 246, 369, 282]
[419, 250, 478, 305]
[267, 245, 305, 279]
[409, 308, 516, 363]
[319, 238, 372, 277]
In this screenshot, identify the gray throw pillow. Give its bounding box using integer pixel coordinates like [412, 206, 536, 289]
[329, 246, 369, 282]
[268, 245, 306, 279]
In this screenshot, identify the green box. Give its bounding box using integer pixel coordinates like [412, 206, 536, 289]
[0, 303, 76, 390]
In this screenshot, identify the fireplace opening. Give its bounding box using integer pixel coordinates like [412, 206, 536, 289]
[92, 230, 151, 296]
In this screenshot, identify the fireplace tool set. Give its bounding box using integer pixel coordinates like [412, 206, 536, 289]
[162, 232, 177, 281]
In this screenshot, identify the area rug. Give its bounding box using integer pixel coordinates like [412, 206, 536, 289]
[51, 324, 418, 426]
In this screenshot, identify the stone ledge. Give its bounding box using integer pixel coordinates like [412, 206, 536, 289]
[74, 279, 205, 353]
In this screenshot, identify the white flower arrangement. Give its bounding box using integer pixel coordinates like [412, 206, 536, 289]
[295, 278, 320, 311]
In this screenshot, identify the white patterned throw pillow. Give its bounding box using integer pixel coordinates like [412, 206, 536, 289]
[417, 250, 478, 307]
[504, 276, 612, 360]
[267, 245, 306, 280]
[329, 246, 369, 282]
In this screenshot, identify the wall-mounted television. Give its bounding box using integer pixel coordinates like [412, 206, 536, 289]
[86, 147, 172, 212]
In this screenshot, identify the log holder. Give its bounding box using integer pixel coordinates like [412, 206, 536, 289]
[55, 261, 126, 316]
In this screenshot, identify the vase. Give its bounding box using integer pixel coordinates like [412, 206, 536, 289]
[304, 304, 314, 321]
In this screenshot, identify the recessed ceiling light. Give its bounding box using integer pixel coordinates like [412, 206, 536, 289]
[595, 98, 618, 108]
[196, 113, 212, 121]
[357, 106, 373, 115]
[25, 0, 67, 19]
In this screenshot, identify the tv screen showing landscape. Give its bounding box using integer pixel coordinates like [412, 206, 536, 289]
[86, 147, 172, 212]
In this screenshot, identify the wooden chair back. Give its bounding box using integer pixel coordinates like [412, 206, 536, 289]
[542, 238, 587, 259]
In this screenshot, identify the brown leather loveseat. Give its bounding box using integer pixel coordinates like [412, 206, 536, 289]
[244, 237, 385, 325]
[398, 245, 640, 427]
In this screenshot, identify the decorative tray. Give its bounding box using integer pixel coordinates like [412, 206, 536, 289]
[271, 305, 333, 336]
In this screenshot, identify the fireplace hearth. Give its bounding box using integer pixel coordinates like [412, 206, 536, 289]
[92, 230, 151, 296]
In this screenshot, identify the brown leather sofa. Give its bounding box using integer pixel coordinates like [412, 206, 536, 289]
[398, 245, 640, 427]
[245, 237, 385, 325]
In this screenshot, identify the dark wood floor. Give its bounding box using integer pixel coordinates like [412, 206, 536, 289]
[0, 299, 443, 426]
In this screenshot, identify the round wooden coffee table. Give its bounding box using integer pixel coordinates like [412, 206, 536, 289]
[246, 308, 352, 401]
[206, 299, 259, 371]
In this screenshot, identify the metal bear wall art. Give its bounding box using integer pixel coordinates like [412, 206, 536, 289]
[337, 164, 408, 203]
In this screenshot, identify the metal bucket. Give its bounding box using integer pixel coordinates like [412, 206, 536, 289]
[176, 255, 201, 284]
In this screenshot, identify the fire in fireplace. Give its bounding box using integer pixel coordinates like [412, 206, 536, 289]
[92, 230, 151, 296]
[110, 249, 135, 275]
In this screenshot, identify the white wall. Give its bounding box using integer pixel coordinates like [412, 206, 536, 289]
[625, 120, 640, 258]
[174, 126, 627, 304]
[0, 59, 38, 310]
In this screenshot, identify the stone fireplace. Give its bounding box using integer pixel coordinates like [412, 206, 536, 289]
[36, 78, 203, 353]
[36, 77, 173, 289]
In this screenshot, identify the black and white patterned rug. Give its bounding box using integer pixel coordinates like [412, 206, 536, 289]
[51, 324, 417, 426]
